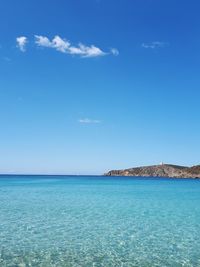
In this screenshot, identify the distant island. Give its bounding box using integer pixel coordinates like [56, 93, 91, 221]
[105, 164, 200, 178]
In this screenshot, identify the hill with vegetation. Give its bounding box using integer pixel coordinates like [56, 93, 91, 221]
[105, 164, 200, 178]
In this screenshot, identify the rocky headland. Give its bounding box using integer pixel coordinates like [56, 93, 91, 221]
[105, 164, 200, 178]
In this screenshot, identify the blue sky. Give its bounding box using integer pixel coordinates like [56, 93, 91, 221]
[0, 0, 200, 174]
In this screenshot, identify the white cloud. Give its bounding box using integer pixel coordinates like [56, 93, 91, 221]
[35, 35, 52, 47]
[68, 43, 106, 57]
[79, 118, 101, 124]
[15, 35, 118, 58]
[110, 48, 119, 56]
[36, 35, 71, 53]
[35, 35, 106, 57]
[51, 35, 70, 52]
[142, 41, 167, 49]
[16, 36, 28, 52]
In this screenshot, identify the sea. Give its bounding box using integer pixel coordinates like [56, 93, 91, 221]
[0, 175, 200, 267]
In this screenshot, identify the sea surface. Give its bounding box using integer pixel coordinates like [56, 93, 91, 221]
[0, 175, 200, 267]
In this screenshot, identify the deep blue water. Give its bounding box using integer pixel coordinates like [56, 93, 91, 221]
[0, 175, 200, 266]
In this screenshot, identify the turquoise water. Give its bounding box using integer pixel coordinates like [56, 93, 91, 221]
[0, 176, 200, 267]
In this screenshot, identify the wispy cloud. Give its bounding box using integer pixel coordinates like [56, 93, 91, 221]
[79, 118, 101, 124]
[110, 48, 119, 56]
[142, 41, 167, 49]
[16, 36, 28, 52]
[3, 57, 11, 62]
[35, 35, 107, 57]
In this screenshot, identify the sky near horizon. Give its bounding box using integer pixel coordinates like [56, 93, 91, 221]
[0, 0, 200, 174]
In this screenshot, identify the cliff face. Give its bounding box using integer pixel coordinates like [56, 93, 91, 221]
[105, 164, 200, 178]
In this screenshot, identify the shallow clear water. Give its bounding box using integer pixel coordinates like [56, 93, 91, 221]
[0, 175, 200, 267]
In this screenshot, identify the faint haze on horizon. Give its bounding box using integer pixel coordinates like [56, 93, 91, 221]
[0, 0, 200, 174]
